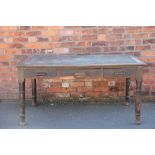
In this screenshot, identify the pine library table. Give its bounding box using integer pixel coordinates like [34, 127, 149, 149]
[17, 54, 146, 127]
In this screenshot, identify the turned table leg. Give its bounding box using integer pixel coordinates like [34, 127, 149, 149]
[135, 80, 142, 125]
[31, 78, 37, 106]
[125, 77, 130, 105]
[19, 79, 25, 127]
[135, 67, 142, 125]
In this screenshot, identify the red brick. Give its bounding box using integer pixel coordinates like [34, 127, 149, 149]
[92, 41, 107, 46]
[143, 39, 155, 44]
[60, 30, 74, 36]
[26, 31, 41, 36]
[0, 26, 17, 30]
[59, 36, 74, 42]
[85, 47, 101, 53]
[10, 43, 24, 48]
[14, 37, 28, 42]
[47, 26, 64, 30]
[18, 26, 31, 30]
[0, 55, 12, 61]
[0, 31, 8, 36]
[82, 29, 97, 35]
[135, 45, 151, 51]
[47, 87, 75, 93]
[98, 34, 106, 41]
[60, 42, 75, 47]
[69, 48, 84, 53]
[53, 48, 69, 54]
[32, 26, 47, 30]
[98, 28, 107, 34]
[9, 31, 25, 36]
[37, 37, 49, 42]
[112, 27, 125, 33]
[42, 31, 58, 36]
[5, 49, 22, 55]
[25, 43, 48, 49]
[126, 27, 142, 33]
[143, 26, 155, 32]
[77, 87, 93, 92]
[0, 43, 9, 48]
[142, 51, 155, 56]
[82, 35, 97, 41]
[0, 38, 3, 42]
[70, 82, 84, 87]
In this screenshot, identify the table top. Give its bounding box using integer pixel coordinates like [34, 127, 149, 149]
[17, 54, 146, 68]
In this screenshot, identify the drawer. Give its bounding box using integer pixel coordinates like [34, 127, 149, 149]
[103, 68, 136, 77]
[24, 68, 57, 78]
[62, 69, 103, 77]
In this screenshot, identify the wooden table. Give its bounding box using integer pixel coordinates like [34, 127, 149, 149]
[17, 54, 146, 126]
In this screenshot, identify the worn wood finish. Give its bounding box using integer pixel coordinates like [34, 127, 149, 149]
[19, 80, 25, 127]
[17, 54, 146, 126]
[31, 79, 37, 106]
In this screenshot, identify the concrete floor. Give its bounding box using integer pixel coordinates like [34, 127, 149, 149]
[0, 101, 155, 129]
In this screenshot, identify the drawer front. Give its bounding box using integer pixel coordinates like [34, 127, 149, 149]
[62, 69, 103, 77]
[24, 68, 57, 78]
[103, 68, 136, 77]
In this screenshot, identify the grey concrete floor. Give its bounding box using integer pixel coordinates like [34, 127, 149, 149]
[0, 101, 155, 129]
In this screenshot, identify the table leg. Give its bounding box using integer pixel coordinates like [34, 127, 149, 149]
[31, 78, 37, 106]
[19, 79, 25, 127]
[125, 78, 130, 105]
[135, 80, 142, 125]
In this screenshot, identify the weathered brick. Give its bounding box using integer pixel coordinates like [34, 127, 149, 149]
[142, 51, 155, 56]
[37, 37, 49, 42]
[4, 37, 13, 43]
[0, 43, 9, 48]
[47, 87, 75, 93]
[0, 26, 16, 30]
[112, 27, 125, 33]
[26, 31, 41, 36]
[47, 26, 64, 30]
[18, 26, 31, 30]
[25, 43, 51, 49]
[60, 42, 75, 47]
[60, 30, 74, 36]
[53, 48, 69, 54]
[143, 26, 155, 32]
[0, 55, 12, 61]
[85, 47, 101, 53]
[85, 81, 92, 87]
[82, 29, 97, 35]
[136, 45, 151, 51]
[69, 48, 84, 53]
[59, 36, 74, 42]
[126, 27, 142, 33]
[70, 82, 84, 87]
[82, 35, 97, 41]
[32, 26, 47, 30]
[14, 37, 28, 42]
[10, 43, 24, 48]
[9, 31, 25, 36]
[98, 34, 105, 41]
[92, 41, 107, 46]
[143, 39, 155, 44]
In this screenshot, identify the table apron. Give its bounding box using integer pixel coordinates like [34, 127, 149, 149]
[22, 67, 137, 78]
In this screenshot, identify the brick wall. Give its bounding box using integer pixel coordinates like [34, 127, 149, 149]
[0, 26, 154, 101]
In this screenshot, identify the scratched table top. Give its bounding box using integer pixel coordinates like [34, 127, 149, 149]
[17, 54, 146, 67]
